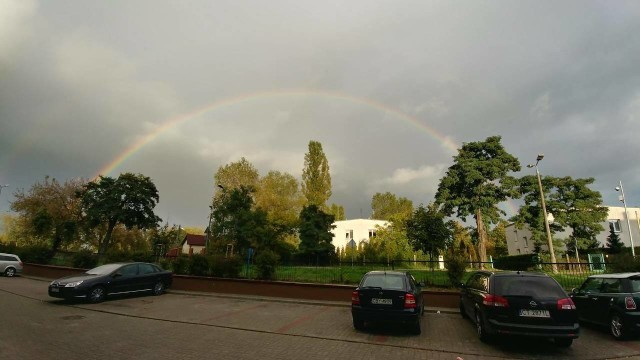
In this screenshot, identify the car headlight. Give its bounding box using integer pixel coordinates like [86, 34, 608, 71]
[65, 280, 84, 287]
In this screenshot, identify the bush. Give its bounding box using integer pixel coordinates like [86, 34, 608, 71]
[446, 253, 467, 287]
[172, 255, 190, 275]
[130, 251, 154, 263]
[189, 254, 210, 276]
[71, 250, 98, 269]
[607, 253, 640, 273]
[210, 255, 243, 278]
[255, 249, 280, 280]
[157, 257, 172, 271]
[493, 254, 539, 271]
[17, 245, 52, 264]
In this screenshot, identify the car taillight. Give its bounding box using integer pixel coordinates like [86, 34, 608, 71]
[404, 293, 417, 309]
[482, 294, 509, 307]
[557, 298, 576, 310]
[625, 297, 637, 310]
[352, 291, 360, 305]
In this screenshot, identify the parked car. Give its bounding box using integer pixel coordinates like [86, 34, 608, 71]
[459, 270, 579, 347]
[48, 262, 172, 303]
[351, 271, 424, 334]
[571, 272, 640, 340]
[0, 253, 23, 277]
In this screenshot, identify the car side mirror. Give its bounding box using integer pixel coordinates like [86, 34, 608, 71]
[571, 288, 578, 295]
[418, 281, 425, 287]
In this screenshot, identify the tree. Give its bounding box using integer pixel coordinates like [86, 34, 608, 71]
[214, 157, 260, 191]
[487, 221, 509, 258]
[254, 171, 304, 235]
[11, 176, 85, 255]
[449, 222, 478, 261]
[606, 223, 624, 254]
[368, 222, 413, 264]
[435, 135, 520, 266]
[301, 140, 332, 208]
[298, 205, 335, 263]
[328, 203, 346, 221]
[78, 173, 161, 259]
[371, 192, 413, 221]
[405, 203, 451, 262]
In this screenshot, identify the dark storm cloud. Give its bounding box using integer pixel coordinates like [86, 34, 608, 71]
[2, 0, 640, 227]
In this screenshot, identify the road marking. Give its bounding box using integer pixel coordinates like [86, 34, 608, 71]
[199, 303, 267, 323]
[275, 306, 332, 333]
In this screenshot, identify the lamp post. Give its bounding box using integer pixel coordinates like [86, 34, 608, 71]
[616, 181, 635, 257]
[0, 184, 8, 197]
[527, 154, 558, 273]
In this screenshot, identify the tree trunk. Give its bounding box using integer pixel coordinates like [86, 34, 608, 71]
[98, 220, 117, 261]
[475, 209, 488, 269]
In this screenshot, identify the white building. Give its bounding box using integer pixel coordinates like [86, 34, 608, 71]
[506, 206, 640, 256]
[331, 219, 389, 251]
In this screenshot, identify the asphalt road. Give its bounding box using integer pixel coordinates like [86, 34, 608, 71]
[1, 276, 640, 360]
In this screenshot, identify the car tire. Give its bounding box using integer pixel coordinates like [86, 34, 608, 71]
[88, 286, 106, 303]
[610, 313, 628, 340]
[460, 301, 468, 319]
[153, 280, 165, 296]
[475, 311, 491, 342]
[555, 338, 573, 347]
[5, 267, 16, 277]
[353, 317, 365, 331]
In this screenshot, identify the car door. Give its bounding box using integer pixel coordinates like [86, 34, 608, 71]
[571, 277, 603, 323]
[137, 263, 159, 291]
[109, 264, 140, 294]
[596, 278, 623, 324]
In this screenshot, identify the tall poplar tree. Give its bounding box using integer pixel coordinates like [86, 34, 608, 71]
[435, 136, 520, 266]
[301, 140, 332, 208]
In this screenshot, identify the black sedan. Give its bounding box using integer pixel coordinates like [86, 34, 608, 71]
[459, 271, 579, 347]
[571, 272, 640, 339]
[48, 262, 172, 303]
[351, 271, 424, 334]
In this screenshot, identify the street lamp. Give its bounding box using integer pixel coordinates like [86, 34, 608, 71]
[0, 184, 8, 197]
[616, 181, 635, 257]
[527, 154, 558, 273]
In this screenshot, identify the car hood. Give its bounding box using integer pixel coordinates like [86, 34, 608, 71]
[52, 274, 100, 285]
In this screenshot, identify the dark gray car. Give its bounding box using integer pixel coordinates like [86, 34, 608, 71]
[0, 253, 23, 277]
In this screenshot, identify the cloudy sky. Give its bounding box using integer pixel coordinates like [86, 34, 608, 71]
[1, 0, 640, 228]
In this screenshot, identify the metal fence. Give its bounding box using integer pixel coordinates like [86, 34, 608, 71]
[245, 259, 606, 290]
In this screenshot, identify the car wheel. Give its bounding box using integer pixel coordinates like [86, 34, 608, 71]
[88, 286, 106, 303]
[5, 268, 16, 277]
[460, 301, 468, 319]
[353, 317, 365, 331]
[475, 311, 490, 342]
[555, 338, 573, 347]
[153, 281, 165, 296]
[610, 313, 628, 340]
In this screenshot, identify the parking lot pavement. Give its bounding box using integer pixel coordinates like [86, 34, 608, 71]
[3, 276, 640, 360]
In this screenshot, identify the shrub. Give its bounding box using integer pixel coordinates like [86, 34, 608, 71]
[446, 253, 468, 287]
[255, 249, 280, 280]
[130, 251, 154, 263]
[493, 254, 539, 271]
[104, 250, 129, 263]
[72, 250, 98, 269]
[157, 257, 172, 271]
[607, 253, 640, 273]
[172, 255, 190, 275]
[210, 255, 243, 278]
[17, 245, 52, 264]
[189, 254, 210, 276]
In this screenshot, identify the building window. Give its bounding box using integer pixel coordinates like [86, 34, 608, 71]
[609, 220, 622, 233]
[368, 229, 376, 238]
[517, 249, 521, 254]
[346, 230, 353, 239]
[345, 232, 349, 239]
[523, 236, 528, 248]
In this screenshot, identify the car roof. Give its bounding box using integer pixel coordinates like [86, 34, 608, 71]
[588, 272, 640, 279]
[365, 270, 408, 276]
[0, 252, 19, 257]
[469, 270, 550, 277]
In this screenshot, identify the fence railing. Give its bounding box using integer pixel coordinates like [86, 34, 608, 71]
[244, 260, 606, 290]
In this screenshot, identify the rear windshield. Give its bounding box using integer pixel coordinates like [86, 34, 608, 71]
[361, 274, 405, 290]
[630, 278, 640, 293]
[494, 276, 566, 298]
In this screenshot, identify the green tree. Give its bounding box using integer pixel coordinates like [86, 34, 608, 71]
[369, 222, 413, 264]
[371, 192, 413, 221]
[435, 135, 520, 266]
[406, 203, 451, 261]
[328, 203, 346, 221]
[214, 157, 260, 191]
[301, 140, 332, 208]
[606, 223, 624, 254]
[254, 171, 304, 235]
[488, 221, 509, 258]
[10, 176, 85, 256]
[298, 205, 335, 263]
[78, 173, 161, 260]
[449, 222, 477, 261]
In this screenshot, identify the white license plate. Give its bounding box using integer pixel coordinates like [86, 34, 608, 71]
[51, 287, 60, 293]
[371, 298, 392, 305]
[519, 309, 550, 318]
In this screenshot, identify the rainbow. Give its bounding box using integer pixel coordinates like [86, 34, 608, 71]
[94, 89, 459, 177]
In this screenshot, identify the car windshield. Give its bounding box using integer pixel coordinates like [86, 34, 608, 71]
[494, 276, 566, 298]
[361, 274, 405, 290]
[86, 264, 123, 275]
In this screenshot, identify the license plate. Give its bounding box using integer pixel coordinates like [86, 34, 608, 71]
[51, 287, 60, 293]
[519, 309, 550, 318]
[371, 298, 392, 305]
